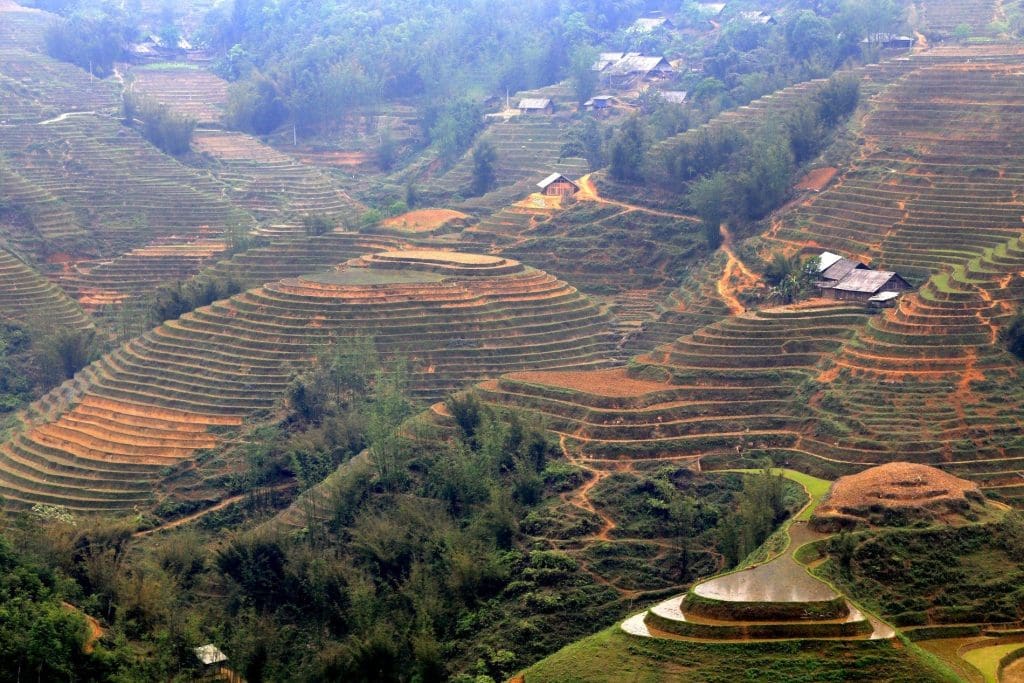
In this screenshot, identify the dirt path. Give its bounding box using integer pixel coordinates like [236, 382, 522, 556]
[38, 111, 96, 126]
[559, 435, 618, 540]
[715, 223, 762, 315]
[134, 483, 293, 538]
[62, 602, 103, 653]
[576, 173, 700, 222]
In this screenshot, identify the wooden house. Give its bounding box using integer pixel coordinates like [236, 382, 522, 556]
[538, 173, 580, 196]
[863, 33, 915, 49]
[738, 10, 777, 25]
[828, 270, 913, 302]
[604, 54, 674, 88]
[633, 16, 676, 32]
[518, 98, 554, 115]
[583, 95, 615, 112]
[816, 251, 869, 288]
[657, 90, 688, 105]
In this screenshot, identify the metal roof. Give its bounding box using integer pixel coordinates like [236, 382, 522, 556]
[868, 291, 900, 302]
[821, 258, 867, 282]
[606, 54, 673, 77]
[658, 90, 688, 104]
[195, 644, 228, 666]
[538, 173, 578, 190]
[633, 17, 671, 31]
[518, 98, 552, 110]
[818, 251, 844, 272]
[833, 270, 904, 293]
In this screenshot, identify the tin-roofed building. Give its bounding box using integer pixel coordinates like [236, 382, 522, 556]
[518, 98, 554, 114]
[828, 270, 913, 302]
[538, 173, 580, 196]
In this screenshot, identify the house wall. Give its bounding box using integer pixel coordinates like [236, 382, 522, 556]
[544, 181, 577, 196]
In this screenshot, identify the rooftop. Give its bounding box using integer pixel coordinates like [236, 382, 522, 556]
[832, 269, 902, 293]
[518, 97, 552, 109]
[537, 172, 578, 190]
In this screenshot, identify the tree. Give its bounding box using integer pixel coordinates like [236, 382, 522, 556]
[1002, 310, 1024, 359]
[815, 73, 861, 127]
[133, 97, 196, 156]
[226, 73, 287, 135]
[784, 11, 837, 63]
[737, 133, 794, 220]
[568, 45, 599, 107]
[560, 116, 604, 170]
[609, 115, 645, 182]
[688, 172, 730, 249]
[470, 140, 497, 196]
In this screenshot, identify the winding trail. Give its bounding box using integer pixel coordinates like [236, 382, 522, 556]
[576, 174, 700, 222]
[716, 223, 762, 316]
[134, 483, 293, 538]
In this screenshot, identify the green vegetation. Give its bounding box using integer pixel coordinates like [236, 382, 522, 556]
[522, 626, 949, 682]
[817, 514, 1024, 626]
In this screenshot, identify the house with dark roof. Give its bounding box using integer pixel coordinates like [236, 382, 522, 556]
[583, 95, 615, 113]
[603, 53, 674, 88]
[518, 98, 554, 115]
[828, 270, 913, 302]
[538, 173, 580, 196]
[863, 33, 915, 49]
[817, 251, 870, 286]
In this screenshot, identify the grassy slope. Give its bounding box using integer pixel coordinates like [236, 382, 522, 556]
[522, 625, 951, 682]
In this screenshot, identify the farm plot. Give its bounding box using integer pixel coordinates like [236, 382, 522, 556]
[129, 66, 228, 125]
[0, 48, 119, 124]
[193, 130, 362, 235]
[0, 246, 93, 330]
[0, 2, 56, 52]
[775, 61, 1024, 281]
[417, 118, 588, 204]
[918, 0, 998, 35]
[479, 302, 870, 462]
[0, 115, 254, 256]
[0, 250, 617, 512]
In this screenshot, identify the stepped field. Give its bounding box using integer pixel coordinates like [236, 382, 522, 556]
[53, 238, 227, 314]
[418, 118, 588, 204]
[0, 48, 119, 125]
[774, 58, 1024, 280]
[0, 1, 56, 52]
[480, 302, 869, 462]
[918, 0, 998, 34]
[0, 245, 92, 330]
[129, 65, 228, 125]
[192, 130, 363, 236]
[0, 114, 254, 255]
[0, 250, 617, 512]
[0, 158, 88, 249]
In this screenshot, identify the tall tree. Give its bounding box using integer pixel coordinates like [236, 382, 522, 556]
[470, 140, 498, 196]
[609, 115, 646, 182]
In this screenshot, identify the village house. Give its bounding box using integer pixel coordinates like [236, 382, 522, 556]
[817, 251, 869, 286]
[827, 269, 914, 302]
[738, 10, 777, 25]
[593, 52, 626, 72]
[633, 16, 676, 32]
[518, 98, 554, 115]
[601, 53, 674, 89]
[537, 173, 580, 197]
[583, 95, 615, 113]
[657, 90, 688, 105]
[862, 33, 915, 49]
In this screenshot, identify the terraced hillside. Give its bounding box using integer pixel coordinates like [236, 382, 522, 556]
[480, 302, 869, 461]
[773, 59, 1024, 280]
[0, 1, 55, 51]
[918, 0, 998, 35]
[0, 114, 253, 255]
[0, 246, 92, 330]
[0, 250, 617, 512]
[53, 238, 227, 313]
[192, 130, 362, 236]
[0, 48, 119, 125]
[129, 66, 228, 125]
[418, 118, 588, 203]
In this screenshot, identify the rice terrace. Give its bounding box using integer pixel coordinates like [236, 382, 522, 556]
[5, 0, 1024, 680]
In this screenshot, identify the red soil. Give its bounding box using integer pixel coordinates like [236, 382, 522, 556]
[382, 209, 470, 232]
[795, 167, 838, 192]
[814, 462, 988, 529]
[506, 368, 670, 397]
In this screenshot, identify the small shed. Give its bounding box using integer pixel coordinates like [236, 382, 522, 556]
[633, 16, 676, 32]
[195, 644, 230, 682]
[738, 10, 777, 25]
[583, 95, 615, 111]
[538, 173, 580, 196]
[829, 270, 913, 302]
[868, 290, 900, 308]
[658, 90, 688, 105]
[518, 98, 554, 115]
[863, 33, 915, 49]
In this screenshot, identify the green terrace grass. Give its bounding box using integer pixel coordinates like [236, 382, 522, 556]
[134, 62, 202, 71]
[521, 625, 951, 682]
[717, 469, 832, 522]
[962, 642, 1024, 683]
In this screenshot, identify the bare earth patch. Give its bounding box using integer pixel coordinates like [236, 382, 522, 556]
[506, 368, 670, 397]
[812, 462, 991, 531]
[382, 209, 470, 232]
[795, 167, 838, 192]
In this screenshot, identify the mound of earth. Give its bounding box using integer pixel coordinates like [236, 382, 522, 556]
[811, 462, 990, 531]
[382, 208, 472, 232]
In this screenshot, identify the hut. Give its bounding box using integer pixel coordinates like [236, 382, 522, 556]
[194, 644, 233, 682]
[603, 54, 674, 88]
[817, 251, 869, 286]
[583, 95, 615, 112]
[829, 270, 913, 302]
[518, 98, 554, 115]
[633, 16, 676, 32]
[537, 173, 580, 197]
[863, 33, 915, 49]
